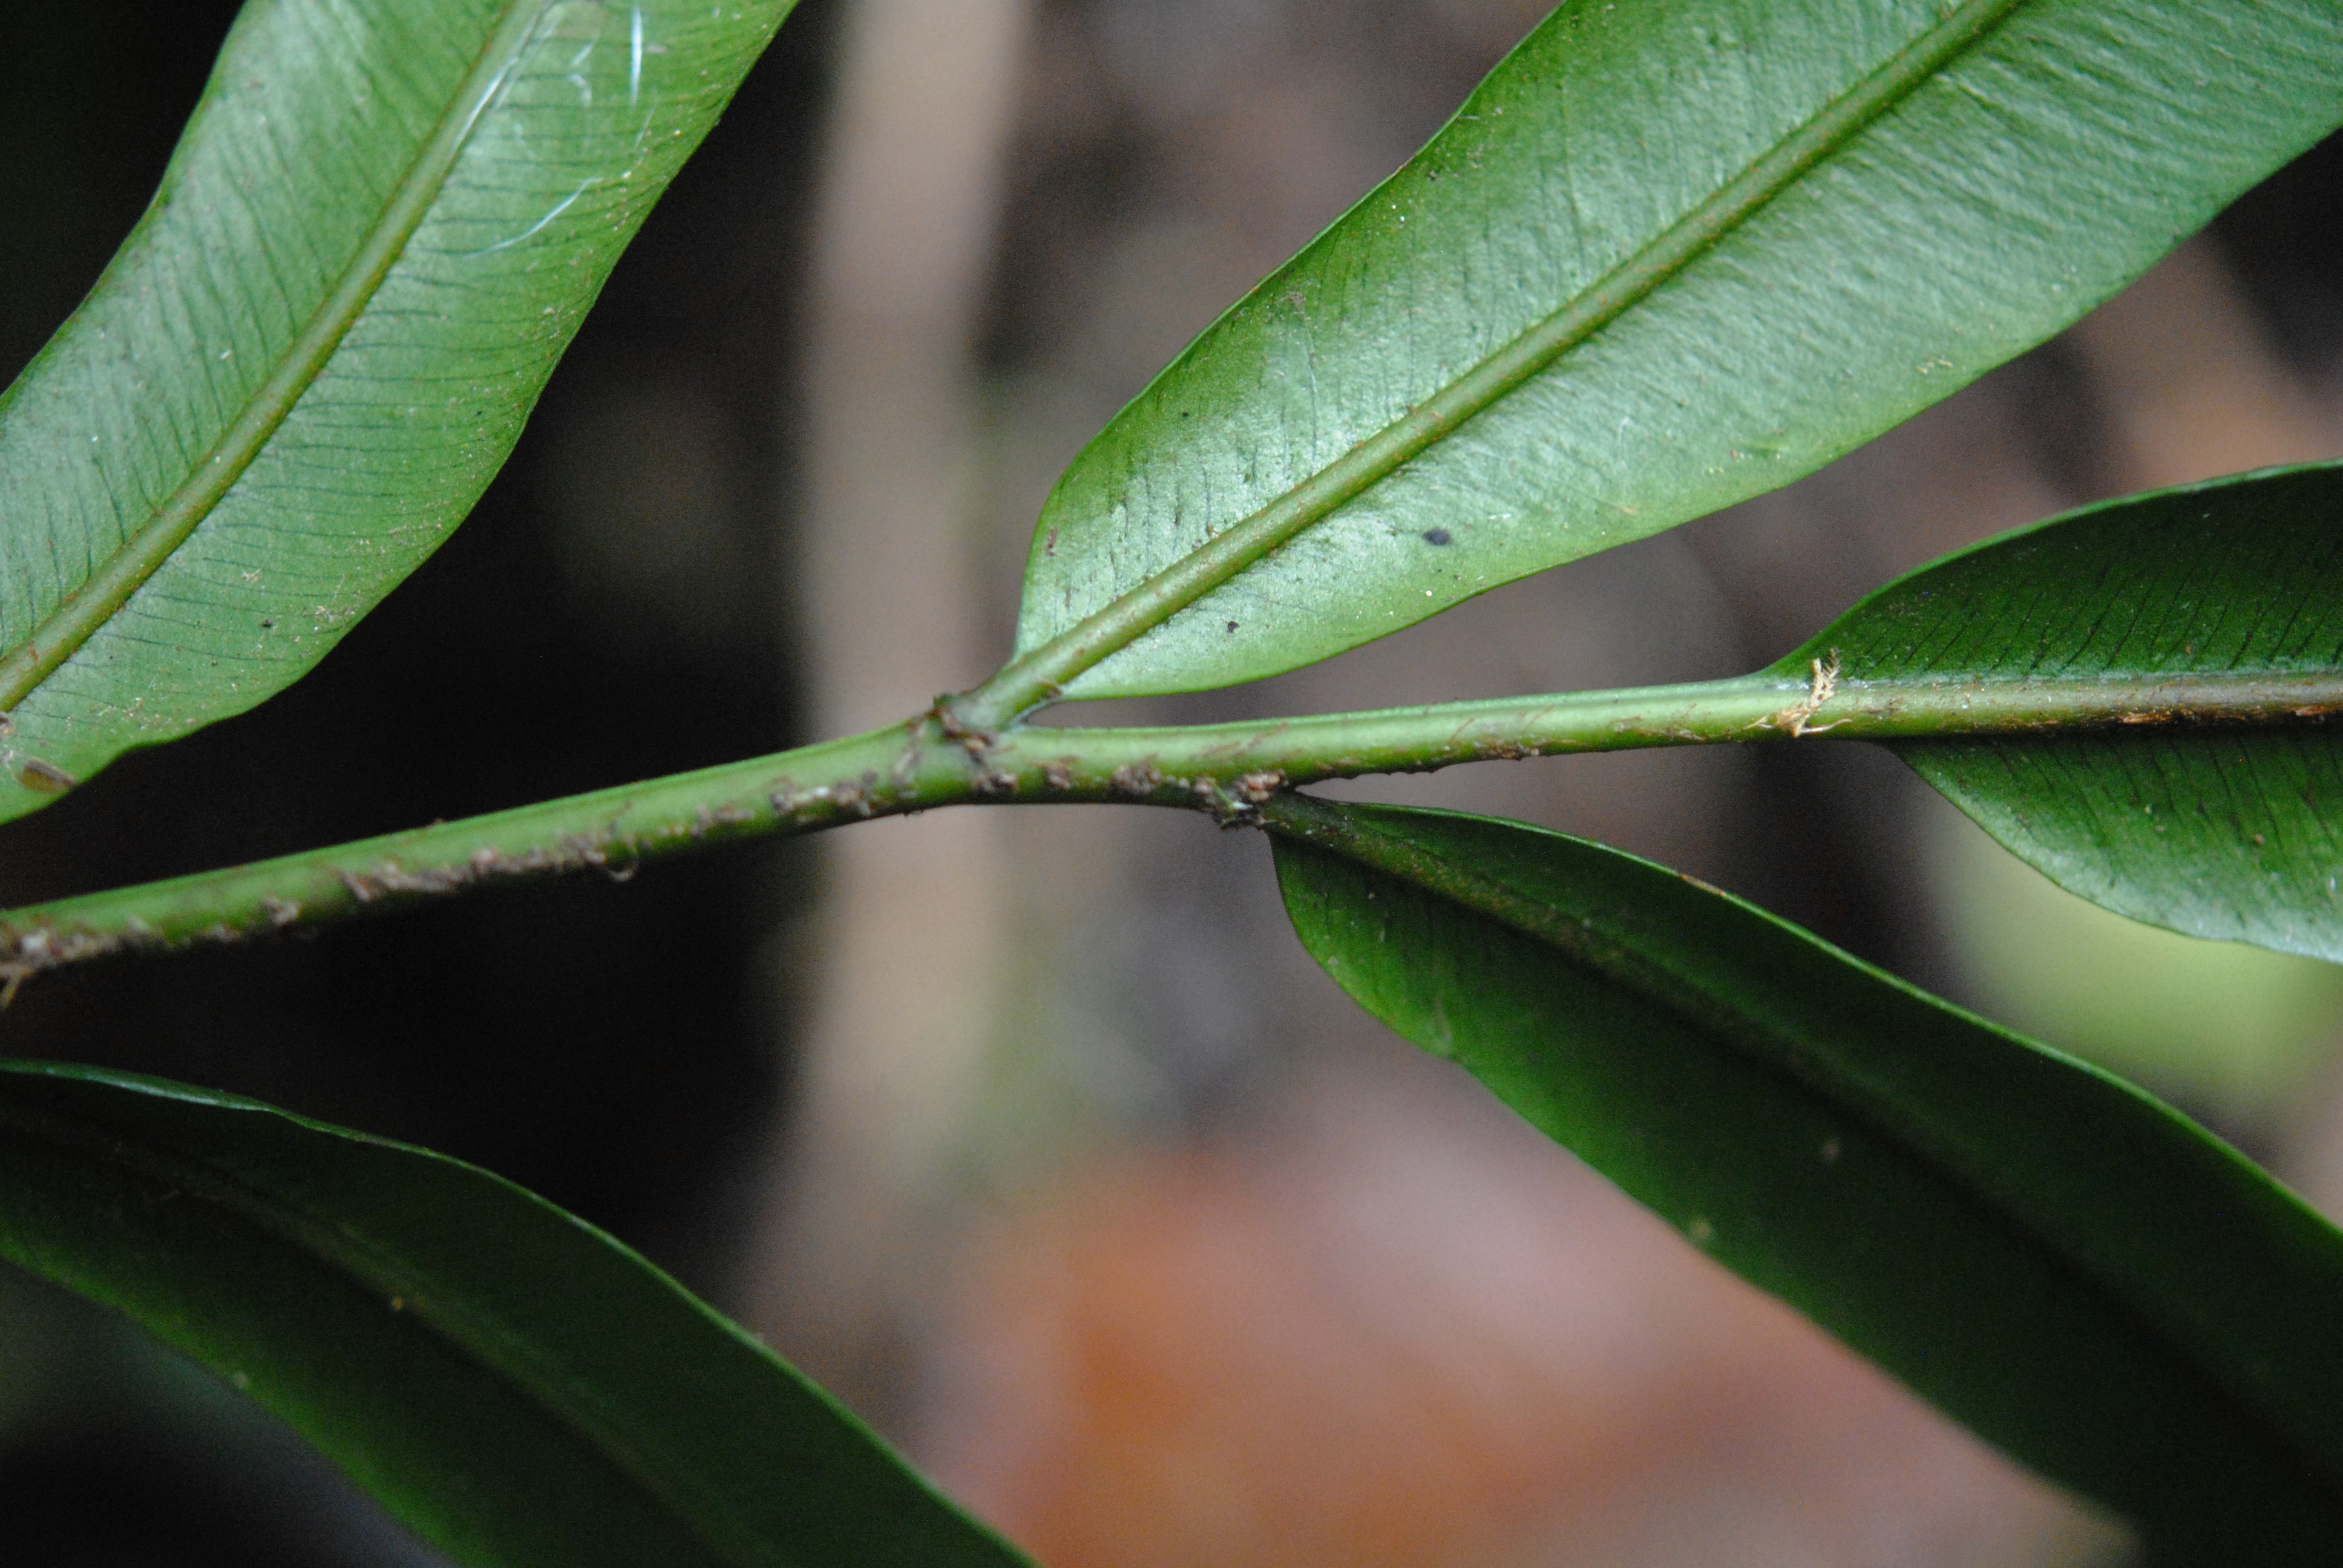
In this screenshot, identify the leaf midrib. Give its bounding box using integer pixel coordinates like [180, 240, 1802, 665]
[0, 1072, 762, 1565]
[972, 0, 2036, 721]
[0, 0, 557, 715]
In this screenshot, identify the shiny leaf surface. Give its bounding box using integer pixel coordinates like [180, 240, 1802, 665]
[0, 0, 793, 820]
[0, 1061, 1028, 1568]
[1776, 463, 2343, 959]
[1271, 799, 2343, 1559]
[1012, 0, 2342, 702]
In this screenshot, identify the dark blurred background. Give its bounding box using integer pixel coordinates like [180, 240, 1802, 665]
[2, 3, 2342, 1564]
[0, 2, 831, 1559]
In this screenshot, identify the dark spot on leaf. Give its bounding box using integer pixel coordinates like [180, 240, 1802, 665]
[1422, 528, 1452, 546]
[1226, 621, 1239, 633]
[18, 759, 75, 794]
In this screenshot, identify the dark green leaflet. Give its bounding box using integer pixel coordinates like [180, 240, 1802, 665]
[1273, 798, 2343, 1560]
[1774, 463, 2343, 960]
[0, 1061, 1029, 1568]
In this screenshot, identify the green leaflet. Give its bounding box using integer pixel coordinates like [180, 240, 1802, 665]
[1269, 798, 2343, 1561]
[0, 1060, 1029, 1568]
[1008, 0, 2343, 704]
[0, 0, 793, 822]
[1775, 462, 2343, 961]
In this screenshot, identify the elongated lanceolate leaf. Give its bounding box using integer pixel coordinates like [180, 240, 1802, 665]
[0, 0, 793, 823]
[0, 1061, 1029, 1568]
[1010, 0, 2343, 702]
[1271, 799, 2343, 1561]
[1774, 462, 2343, 961]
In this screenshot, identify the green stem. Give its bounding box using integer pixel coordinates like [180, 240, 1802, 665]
[952, 0, 2027, 727]
[3, 665, 2336, 988]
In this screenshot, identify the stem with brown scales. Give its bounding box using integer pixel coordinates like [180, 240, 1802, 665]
[2, 664, 2336, 993]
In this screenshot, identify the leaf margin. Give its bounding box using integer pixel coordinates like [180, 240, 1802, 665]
[0, 1056, 1031, 1568]
[1267, 792, 2343, 1556]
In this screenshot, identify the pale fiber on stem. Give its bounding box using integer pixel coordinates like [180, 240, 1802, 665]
[992, 0, 2343, 707]
[8, 0, 2343, 1560]
[18, 448, 2343, 979]
[3, 668, 2334, 988]
[958, 0, 2032, 725]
